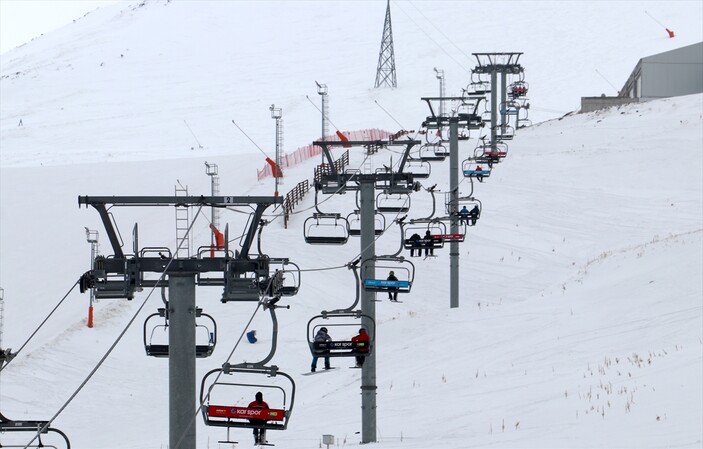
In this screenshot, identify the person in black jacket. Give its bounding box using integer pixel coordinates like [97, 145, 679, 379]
[311, 327, 332, 372]
[409, 232, 422, 257]
[387, 271, 399, 301]
[424, 230, 434, 257]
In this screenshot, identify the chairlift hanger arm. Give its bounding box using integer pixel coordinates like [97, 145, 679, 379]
[240, 204, 273, 259]
[90, 202, 124, 258]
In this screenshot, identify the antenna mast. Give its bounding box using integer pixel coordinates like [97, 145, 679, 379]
[270, 104, 284, 197]
[374, 0, 397, 88]
[205, 162, 220, 237]
[85, 228, 99, 327]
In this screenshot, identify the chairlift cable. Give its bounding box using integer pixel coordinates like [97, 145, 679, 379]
[305, 95, 344, 132]
[0, 281, 78, 373]
[231, 120, 271, 159]
[407, 0, 474, 64]
[22, 205, 205, 448]
[391, 0, 471, 74]
[374, 100, 406, 130]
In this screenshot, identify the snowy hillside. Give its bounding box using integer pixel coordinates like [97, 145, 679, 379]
[1, 1, 702, 448]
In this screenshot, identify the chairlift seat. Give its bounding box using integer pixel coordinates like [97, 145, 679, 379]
[403, 237, 443, 250]
[278, 286, 298, 296]
[434, 233, 465, 242]
[304, 235, 349, 245]
[483, 151, 507, 158]
[363, 279, 410, 291]
[377, 205, 410, 213]
[207, 405, 285, 422]
[312, 340, 370, 354]
[145, 344, 214, 358]
[463, 169, 492, 178]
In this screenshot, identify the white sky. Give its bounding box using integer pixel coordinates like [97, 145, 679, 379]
[0, 0, 119, 54]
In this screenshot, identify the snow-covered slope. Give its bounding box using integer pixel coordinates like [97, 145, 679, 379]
[1, 0, 702, 167]
[1, 1, 702, 448]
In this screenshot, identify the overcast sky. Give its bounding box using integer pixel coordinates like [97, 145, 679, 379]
[0, 0, 119, 54]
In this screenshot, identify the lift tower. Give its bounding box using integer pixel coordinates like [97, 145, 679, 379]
[421, 96, 485, 309]
[314, 138, 420, 443]
[374, 0, 397, 88]
[78, 195, 282, 449]
[471, 53, 523, 151]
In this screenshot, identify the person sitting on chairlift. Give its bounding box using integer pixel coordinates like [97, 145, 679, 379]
[311, 327, 332, 372]
[475, 165, 484, 182]
[458, 206, 470, 225]
[248, 391, 270, 445]
[387, 271, 399, 302]
[424, 230, 434, 257]
[351, 328, 370, 367]
[409, 232, 422, 257]
[469, 205, 480, 226]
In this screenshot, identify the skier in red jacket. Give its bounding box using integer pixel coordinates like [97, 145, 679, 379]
[351, 328, 370, 368]
[248, 391, 270, 445]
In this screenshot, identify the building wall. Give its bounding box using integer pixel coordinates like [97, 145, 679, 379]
[620, 42, 703, 100]
[580, 96, 639, 113]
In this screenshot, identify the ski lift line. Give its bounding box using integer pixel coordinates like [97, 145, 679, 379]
[183, 120, 204, 149]
[391, 0, 470, 74]
[0, 281, 79, 373]
[406, 0, 474, 64]
[644, 10, 667, 28]
[374, 100, 406, 130]
[231, 120, 271, 159]
[22, 206, 205, 448]
[594, 69, 619, 95]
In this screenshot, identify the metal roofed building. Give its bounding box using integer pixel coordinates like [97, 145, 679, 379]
[620, 41, 703, 100]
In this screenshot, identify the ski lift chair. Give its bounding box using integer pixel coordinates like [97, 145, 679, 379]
[451, 196, 482, 227]
[462, 159, 492, 181]
[143, 307, 217, 358]
[303, 213, 350, 245]
[376, 192, 411, 214]
[200, 364, 295, 443]
[0, 412, 71, 448]
[347, 210, 386, 236]
[403, 158, 431, 179]
[360, 256, 415, 295]
[402, 221, 447, 254]
[417, 143, 447, 162]
[307, 311, 376, 358]
[267, 258, 301, 297]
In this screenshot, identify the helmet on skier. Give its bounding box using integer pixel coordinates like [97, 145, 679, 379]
[320, 327, 328, 333]
[389, 271, 395, 276]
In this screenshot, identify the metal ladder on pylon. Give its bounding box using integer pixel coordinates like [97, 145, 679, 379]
[363, 155, 373, 175]
[175, 180, 191, 258]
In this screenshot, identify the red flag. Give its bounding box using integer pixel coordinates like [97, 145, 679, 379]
[209, 224, 225, 247]
[265, 157, 283, 177]
[336, 130, 352, 148]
